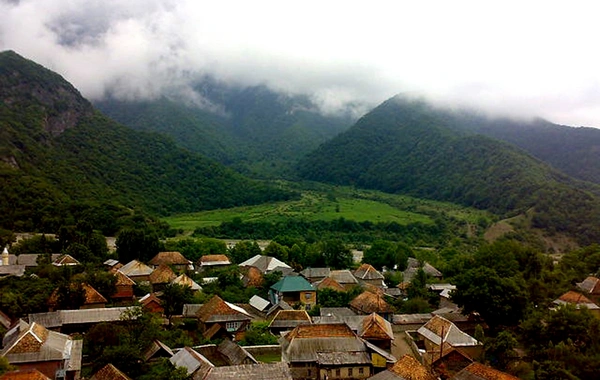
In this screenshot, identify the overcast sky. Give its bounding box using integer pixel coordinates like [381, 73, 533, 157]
[2, 0, 600, 126]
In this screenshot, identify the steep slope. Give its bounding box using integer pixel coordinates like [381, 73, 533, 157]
[0, 50, 293, 231]
[95, 81, 353, 178]
[455, 117, 600, 184]
[298, 96, 600, 244]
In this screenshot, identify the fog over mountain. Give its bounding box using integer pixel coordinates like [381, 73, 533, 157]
[2, 1, 600, 125]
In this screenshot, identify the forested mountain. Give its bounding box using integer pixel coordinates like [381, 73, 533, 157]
[453, 116, 600, 184]
[95, 80, 353, 178]
[0, 50, 293, 232]
[298, 96, 600, 244]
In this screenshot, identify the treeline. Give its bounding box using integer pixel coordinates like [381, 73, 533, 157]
[193, 215, 467, 247]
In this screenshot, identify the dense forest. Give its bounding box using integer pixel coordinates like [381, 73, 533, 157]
[0, 51, 294, 232]
[297, 96, 600, 245]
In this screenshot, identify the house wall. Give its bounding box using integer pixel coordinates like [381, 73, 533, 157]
[13, 360, 62, 380]
[290, 362, 318, 380]
[300, 291, 317, 306]
[319, 365, 370, 380]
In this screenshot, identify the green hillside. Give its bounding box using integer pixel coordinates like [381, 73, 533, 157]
[0, 50, 293, 232]
[95, 82, 353, 178]
[298, 96, 600, 244]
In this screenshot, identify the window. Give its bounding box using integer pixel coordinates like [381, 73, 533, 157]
[305, 292, 312, 299]
[307, 369, 311, 377]
[348, 368, 353, 376]
[336, 369, 341, 377]
[225, 321, 241, 331]
[358, 368, 364, 375]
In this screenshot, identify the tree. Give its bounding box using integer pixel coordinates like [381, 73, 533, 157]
[240, 321, 278, 346]
[452, 267, 527, 329]
[264, 241, 289, 262]
[321, 239, 352, 269]
[161, 283, 194, 322]
[116, 228, 161, 263]
[229, 240, 261, 264]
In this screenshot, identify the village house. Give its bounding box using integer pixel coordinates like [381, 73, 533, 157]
[431, 347, 474, 380]
[239, 255, 293, 275]
[0, 320, 82, 380]
[269, 276, 316, 310]
[199, 254, 232, 272]
[51, 254, 80, 267]
[552, 290, 600, 317]
[313, 311, 393, 351]
[149, 251, 193, 273]
[449, 362, 519, 380]
[203, 361, 293, 380]
[369, 354, 437, 380]
[329, 270, 360, 291]
[118, 260, 153, 283]
[47, 283, 107, 311]
[281, 323, 394, 380]
[353, 264, 386, 288]
[110, 270, 135, 303]
[170, 347, 214, 380]
[402, 258, 443, 286]
[416, 315, 482, 366]
[577, 276, 600, 303]
[28, 307, 134, 334]
[142, 339, 174, 362]
[349, 291, 394, 322]
[0, 369, 54, 380]
[89, 363, 131, 380]
[139, 293, 164, 314]
[241, 266, 264, 288]
[172, 273, 202, 292]
[300, 268, 331, 283]
[196, 295, 253, 341]
[248, 295, 271, 315]
[149, 264, 177, 292]
[268, 310, 312, 336]
[195, 339, 258, 366]
[314, 277, 346, 292]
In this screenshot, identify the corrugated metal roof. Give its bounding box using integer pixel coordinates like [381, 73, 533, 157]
[204, 362, 292, 380]
[315, 351, 371, 365]
[354, 264, 384, 281]
[271, 276, 314, 292]
[329, 270, 358, 285]
[170, 347, 214, 376]
[239, 255, 291, 273]
[217, 339, 257, 365]
[120, 260, 154, 277]
[172, 274, 202, 291]
[249, 295, 270, 312]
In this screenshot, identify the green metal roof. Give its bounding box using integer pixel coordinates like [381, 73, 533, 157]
[270, 276, 314, 292]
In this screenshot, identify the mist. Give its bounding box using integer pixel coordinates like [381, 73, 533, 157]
[2, 0, 600, 126]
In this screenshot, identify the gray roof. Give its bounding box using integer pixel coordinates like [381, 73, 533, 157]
[183, 304, 204, 318]
[417, 316, 479, 347]
[143, 339, 174, 361]
[239, 255, 292, 273]
[300, 267, 331, 279]
[368, 370, 403, 380]
[119, 260, 154, 277]
[204, 362, 292, 380]
[315, 351, 371, 365]
[0, 265, 25, 277]
[217, 339, 257, 365]
[320, 307, 357, 317]
[393, 313, 433, 325]
[8, 254, 61, 267]
[29, 307, 134, 328]
[329, 270, 359, 285]
[170, 347, 214, 376]
[283, 336, 367, 363]
[249, 295, 271, 312]
[404, 258, 443, 281]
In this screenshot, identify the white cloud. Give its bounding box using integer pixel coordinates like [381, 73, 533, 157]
[2, 0, 600, 125]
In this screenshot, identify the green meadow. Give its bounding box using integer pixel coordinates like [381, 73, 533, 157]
[163, 184, 491, 233]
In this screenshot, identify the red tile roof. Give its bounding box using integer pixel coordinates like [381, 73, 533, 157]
[0, 370, 52, 380]
[389, 354, 436, 380]
[315, 277, 345, 292]
[90, 364, 132, 380]
[149, 264, 177, 284]
[284, 323, 355, 340]
[349, 291, 393, 314]
[454, 362, 519, 380]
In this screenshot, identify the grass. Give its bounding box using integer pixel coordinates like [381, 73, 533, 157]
[163, 183, 492, 233]
[252, 352, 281, 363]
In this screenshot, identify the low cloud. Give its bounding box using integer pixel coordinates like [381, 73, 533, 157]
[2, 0, 600, 126]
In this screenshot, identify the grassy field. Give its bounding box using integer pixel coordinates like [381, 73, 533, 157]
[164, 184, 492, 233]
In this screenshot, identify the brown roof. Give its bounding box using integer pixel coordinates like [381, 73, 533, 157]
[284, 323, 356, 340]
[149, 251, 191, 266]
[361, 313, 394, 340]
[200, 254, 231, 264]
[0, 370, 52, 380]
[52, 254, 80, 266]
[82, 283, 108, 304]
[315, 277, 345, 292]
[242, 266, 264, 287]
[354, 263, 384, 280]
[90, 364, 132, 380]
[149, 264, 177, 284]
[140, 293, 163, 308]
[196, 295, 251, 323]
[349, 291, 393, 315]
[48, 283, 107, 308]
[452, 362, 519, 380]
[114, 270, 135, 286]
[558, 290, 596, 304]
[389, 354, 437, 380]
